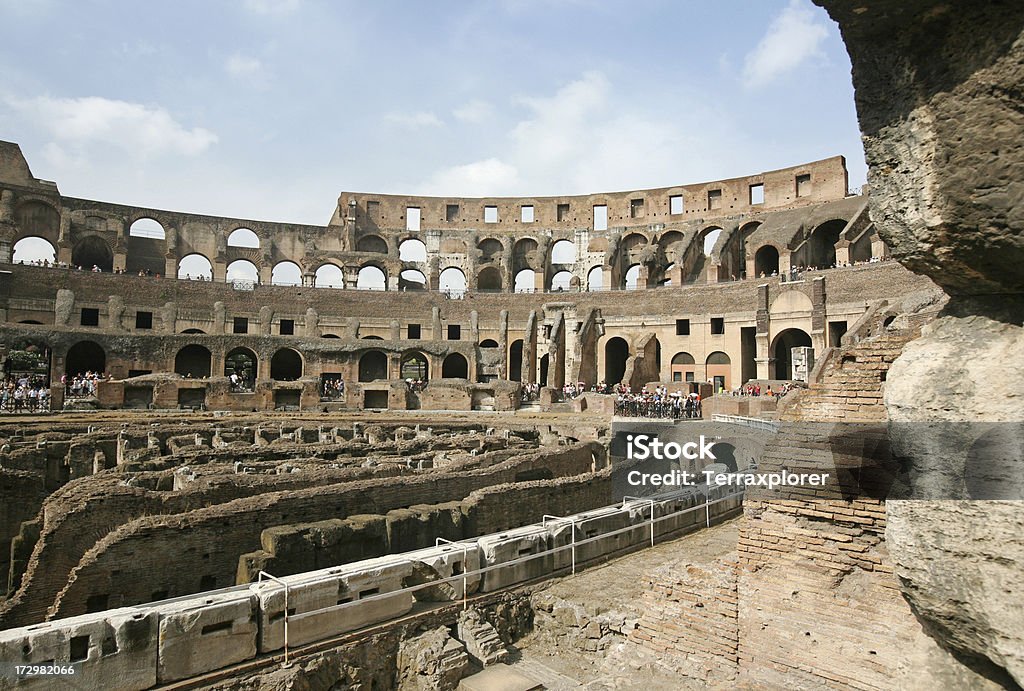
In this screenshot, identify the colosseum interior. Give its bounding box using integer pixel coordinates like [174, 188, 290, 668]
[0, 1, 1021, 690]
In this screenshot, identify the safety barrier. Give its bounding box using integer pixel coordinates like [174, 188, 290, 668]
[0, 482, 744, 690]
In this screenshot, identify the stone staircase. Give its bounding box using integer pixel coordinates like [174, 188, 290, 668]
[458, 609, 511, 667]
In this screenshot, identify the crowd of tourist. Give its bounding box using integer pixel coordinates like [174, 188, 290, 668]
[62, 371, 107, 398]
[614, 385, 703, 419]
[731, 381, 798, 398]
[520, 382, 541, 402]
[0, 375, 50, 412]
[320, 377, 345, 399]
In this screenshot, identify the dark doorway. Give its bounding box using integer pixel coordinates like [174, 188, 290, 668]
[270, 348, 303, 380]
[441, 353, 469, 379]
[509, 340, 524, 382]
[174, 345, 212, 378]
[66, 341, 106, 376]
[754, 245, 780, 277]
[358, 351, 388, 382]
[72, 235, 113, 272]
[604, 337, 629, 385]
[772, 329, 812, 379]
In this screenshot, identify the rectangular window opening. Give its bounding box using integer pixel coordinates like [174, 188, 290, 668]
[407, 323, 421, 339]
[484, 205, 499, 223]
[200, 621, 234, 636]
[750, 183, 765, 205]
[711, 317, 725, 335]
[708, 189, 722, 210]
[406, 207, 421, 231]
[593, 204, 608, 231]
[676, 319, 690, 336]
[669, 194, 684, 215]
[81, 308, 99, 327]
[446, 204, 460, 222]
[557, 203, 570, 222]
[135, 311, 153, 329]
[521, 205, 534, 223]
[280, 319, 295, 336]
[447, 324, 461, 340]
[69, 635, 89, 663]
[630, 198, 645, 218]
[233, 317, 248, 335]
[366, 200, 380, 218]
[359, 587, 380, 599]
[796, 174, 812, 197]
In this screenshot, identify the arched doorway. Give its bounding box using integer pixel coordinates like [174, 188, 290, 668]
[509, 340, 524, 381]
[439, 267, 467, 296]
[174, 344, 212, 378]
[671, 352, 696, 383]
[12, 237, 57, 265]
[441, 353, 469, 379]
[477, 266, 502, 291]
[224, 347, 258, 389]
[399, 269, 427, 290]
[539, 354, 549, 386]
[271, 261, 302, 286]
[358, 350, 388, 381]
[604, 337, 629, 385]
[72, 236, 113, 272]
[479, 339, 499, 348]
[178, 254, 213, 280]
[357, 265, 386, 290]
[755, 245, 780, 277]
[314, 263, 344, 288]
[226, 259, 259, 283]
[65, 341, 106, 376]
[227, 228, 260, 248]
[356, 235, 388, 254]
[706, 351, 731, 392]
[399, 238, 427, 262]
[772, 329, 812, 380]
[808, 219, 846, 268]
[401, 352, 429, 380]
[270, 348, 303, 380]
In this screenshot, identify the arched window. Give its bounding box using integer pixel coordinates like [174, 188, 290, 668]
[399, 238, 427, 262]
[72, 236, 113, 272]
[399, 269, 427, 290]
[401, 352, 429, 380]
[624, 264, 642, 290]
[66, 341, 106, 377]
[508, 340, 524, 381]
[550, 270, 572, 292]
[271, 261, 302, 286]
[477, 266, 501, 291]
[227, 228, 260, 248]
[550, 239, 576, 264]
[174, 345, 212, 378]
[479, 339, 499, 348]
[178, 254, 213, 280]
[702, 227, 723, 256]
[314, 263, 344, 288]
[270, 348, 303, 380]
[129, 218, 165, 239]
[439, 267, 467, 295]
[225, 347, 258, 388]
[226, 259, 259, 283]
[358, 350, 388, 382]
[357, 265, 386, 290]
[478, 238, 503, 261]
[441, 353, 469, 379]
[755, 245, 780, 277]
[587, 266, 603, 291]
[514, 269, 535, 293]
[12, 237, 56, 265]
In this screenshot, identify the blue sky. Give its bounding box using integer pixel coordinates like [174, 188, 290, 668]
[0, 0, 865, 226]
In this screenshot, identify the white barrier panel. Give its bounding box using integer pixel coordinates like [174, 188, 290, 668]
[152, 590, 258, 683]
[252, 557, 415, 653]
[549, 507, 632, 568]
[0, 608, 156, 691]
[405, 544, 483, 600]
[478, 525, 552, 592]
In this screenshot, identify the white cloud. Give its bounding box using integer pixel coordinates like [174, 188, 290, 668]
[225, 53, 263, 78]
[9, 95, 218, 157]
[242, 0, 300, 15]
[417, 158, 520, 197]
[384, 111, 443, 129]
[453, 100, 494, 124]
[741, 0, 829, 88]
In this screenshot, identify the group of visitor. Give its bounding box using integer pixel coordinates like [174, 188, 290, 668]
[62, 371, 106, 398]
[0, 375, 50, 412]
[613, 385, 702, 419]
[560, 381, 587, 400]
[320, 377, 345, 399]
[405, 378, 427, 393]
[520, 382, 541, 401]
[228, 372, 254, 393]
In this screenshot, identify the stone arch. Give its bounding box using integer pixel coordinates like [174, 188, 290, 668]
[509, 339, 524, 381]
[65, 341, 106, 377]
[439, 267, 467, 294]
[550, 239, 576, 264]
[441, 352, 469, 379]
[314, 263, 344, 288]
[271, 261, 302, 286]
[624, 264, 642, 290]
[357, 264, 387, 290]
[226, 259, 259, 283]
[12, 236, 56, 265]
[513, 238, 538, 271]
[479, 339, 499, 348]
[771, 328, 812, 380]
[701, 226, 723, 256]
[587, 266, 604, 291]
[671, 351, 696, 383]
[401, 351, 429, 380]
[72, 235, 113, 272]
[126, 218, 166, 275]
[807, 219, 847, 268]
[224, 347, 258, 386]
[755, 245, 780, 277]
[399, 269, 427, 290]
[605, 337, 629, 385]
[270, 347, 303, 380]
[181, 328, 206, 334]
[15, 200, 60, 243]
[550, 270, 573, 291]
[356, 234, 389, 254]
[174, 344, 212, 378]
[477, 266, 502, 291]
[478, 238, 503, 262]
[178, 253, 213, 280]
[358, 350, 388, 382]
[514, 268, 535, 292]
[227, 228, 260, 248]
[706, 351, 731, 391]
[129, 217, 165, 239]
[399, 238, 427, 262]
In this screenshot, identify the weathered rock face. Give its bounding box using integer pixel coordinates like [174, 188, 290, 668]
[887, 501, 1024, 688]
[816, 1, 1024, 297]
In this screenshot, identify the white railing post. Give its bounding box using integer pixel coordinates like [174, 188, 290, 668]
[258, 571, 291, 668]
[436, 538, 469, 611]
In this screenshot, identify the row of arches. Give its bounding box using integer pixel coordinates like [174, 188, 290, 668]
[357, 350, 469, 382]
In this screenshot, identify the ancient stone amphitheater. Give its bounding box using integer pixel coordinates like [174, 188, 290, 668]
[0, 1, 1021, 689]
